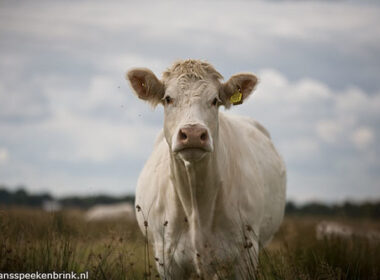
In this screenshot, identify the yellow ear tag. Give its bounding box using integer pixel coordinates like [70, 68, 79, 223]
[230, 90, 243, 105]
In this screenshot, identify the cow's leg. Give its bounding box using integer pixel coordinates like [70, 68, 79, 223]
[227, 237, 259, 280]
[153, 241, 189, 280]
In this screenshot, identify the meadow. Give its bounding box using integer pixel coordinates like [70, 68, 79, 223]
[0, 208, 379, 280]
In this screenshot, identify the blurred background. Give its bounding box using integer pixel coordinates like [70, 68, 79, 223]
[0, 0, 379, 205]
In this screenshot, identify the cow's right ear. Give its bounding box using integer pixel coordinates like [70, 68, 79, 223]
[220, 73, 258, 109]
[126, 68, 165, 107]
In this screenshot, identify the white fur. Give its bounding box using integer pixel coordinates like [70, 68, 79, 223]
[129, 60, 286, 279]
[135, 114, 286, 278]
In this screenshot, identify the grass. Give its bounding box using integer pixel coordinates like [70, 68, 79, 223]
[0, 208, 379, 279]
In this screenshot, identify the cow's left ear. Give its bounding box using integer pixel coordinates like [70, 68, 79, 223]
[220, 73, 258, 108]
[127, 68, 165, 108]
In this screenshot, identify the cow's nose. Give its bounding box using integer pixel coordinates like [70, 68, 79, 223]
[177, 125, 209, 149]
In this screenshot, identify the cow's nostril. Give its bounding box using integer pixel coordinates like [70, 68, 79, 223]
[179, 130, 187, 140]
[200, 132, 207, 141]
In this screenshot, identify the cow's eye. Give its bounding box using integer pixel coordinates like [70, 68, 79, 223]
[165, 96, 173, 105]
[212, 98, 218, 106]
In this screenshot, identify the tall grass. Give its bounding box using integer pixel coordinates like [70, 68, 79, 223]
[0, 208, 379, 279]
[0, 208, 149, 279]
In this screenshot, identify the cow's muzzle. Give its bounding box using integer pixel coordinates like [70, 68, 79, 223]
[173, 124, 212, 160]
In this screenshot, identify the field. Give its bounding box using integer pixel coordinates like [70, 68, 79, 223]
[0, 208, 379, 279]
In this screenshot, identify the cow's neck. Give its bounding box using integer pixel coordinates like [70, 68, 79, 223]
[170, 147, 222, 232]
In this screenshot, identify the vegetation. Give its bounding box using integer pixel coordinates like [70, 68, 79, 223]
[285, 201, 380, 219]
[0, 208, 379, 279]
[1, 186, 380, 219]
[0, 187, 135, 209]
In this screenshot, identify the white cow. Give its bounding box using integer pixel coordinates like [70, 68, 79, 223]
[127, 60, 286, 279]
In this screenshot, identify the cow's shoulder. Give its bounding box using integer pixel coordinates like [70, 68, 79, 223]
[220, 112, 271, 140]
[135, 130, 170, 223]
[153, 129, 165, 148]
[147, 129, 170, 169]
[249, 119, 271, 139]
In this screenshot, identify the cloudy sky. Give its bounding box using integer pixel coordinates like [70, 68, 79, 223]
[0, 0, 379, 202]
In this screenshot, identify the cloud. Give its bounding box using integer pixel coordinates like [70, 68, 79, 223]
[0, 147, 9, 164]
[1, 1, 380, 91]
[232, 68, 380, 202]
[1, 64, 379, 201]
[316, 120, 342, 144]
[0, 69, 163, 195]
[1, 63, 379, 201]
[0, 77, 50, 122]
[43, 108, 161, 163]
[0, 0, 380, 201]
[351, 127, 375, 150]
[279, 138, 320, 162]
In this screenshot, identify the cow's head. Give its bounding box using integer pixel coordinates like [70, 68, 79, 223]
[127, 60, 257, 162]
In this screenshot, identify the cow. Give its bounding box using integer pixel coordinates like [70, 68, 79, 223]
[126, 60, 286, 279]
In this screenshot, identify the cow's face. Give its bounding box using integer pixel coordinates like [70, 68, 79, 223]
[127, 62, 257, 162]
[161, 77, 220, 162]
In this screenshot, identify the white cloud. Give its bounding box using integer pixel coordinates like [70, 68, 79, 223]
[243, 68, 379, 149]
[0, 73, 161, 164]
[232, 68, 380, 201]
[0, 147, 9, 164]
[351, 127, 375, 150]
[251, 69, 332, 108]
[102, 54, 168, 76]
[1, 64, 379, 200]
[0, 79, 48, 120]
[279, 138, 320, 161]
[1, 1, 379, 59]
[316, 120, 342, 144]
[0, 0, 380, 201]
[43, 108, 160, 163]
[335, 87, 380, 115]
[248, 71, 379, 150]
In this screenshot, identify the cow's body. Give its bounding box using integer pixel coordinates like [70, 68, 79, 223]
[135, 113, 286, 278]
[127, 60, 286, 279]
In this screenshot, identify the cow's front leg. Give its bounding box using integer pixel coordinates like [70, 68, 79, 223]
[153, 239, 188, 280]
[232, 239, 259, 279]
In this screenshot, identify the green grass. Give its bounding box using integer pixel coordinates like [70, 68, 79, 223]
[0, 208, 379, 279]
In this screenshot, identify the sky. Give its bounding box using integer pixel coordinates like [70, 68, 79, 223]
[0, 0, 379, 203]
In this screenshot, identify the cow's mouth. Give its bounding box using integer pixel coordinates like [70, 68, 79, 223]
[175, 147, 210, 161]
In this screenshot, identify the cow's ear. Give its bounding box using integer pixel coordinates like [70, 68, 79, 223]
[127, 68, 165, 107]
[220, 73, 258, 108]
